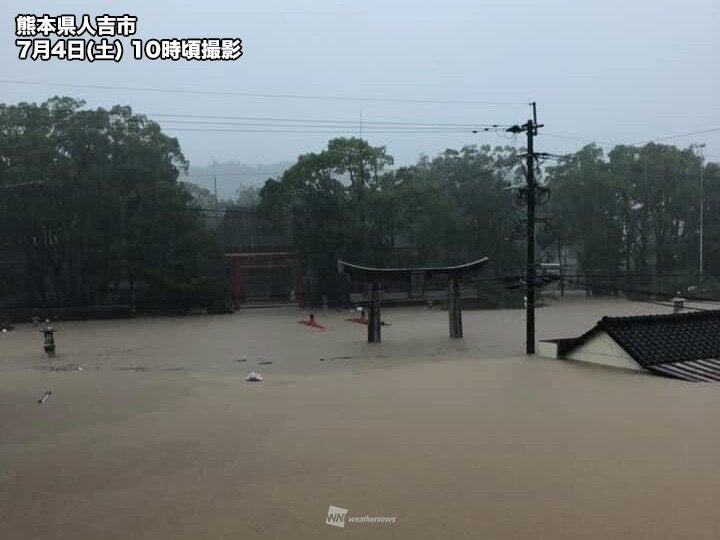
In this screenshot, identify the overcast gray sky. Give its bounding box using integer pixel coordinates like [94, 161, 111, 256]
[2, 0, 719, 171]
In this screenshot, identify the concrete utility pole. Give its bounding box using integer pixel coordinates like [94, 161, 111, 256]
[507, 103, 543, 355]
[692, 143, 706, 276]
[525, 119, 536, 355]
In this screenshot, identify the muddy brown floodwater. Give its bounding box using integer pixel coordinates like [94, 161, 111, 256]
[1, 296, 719, 539]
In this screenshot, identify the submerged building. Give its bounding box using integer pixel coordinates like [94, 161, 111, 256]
[216, 207, 302, 308]
[539, 310, 720, 382]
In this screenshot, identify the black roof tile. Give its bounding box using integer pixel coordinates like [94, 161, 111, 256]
[597, 310, 720, 366]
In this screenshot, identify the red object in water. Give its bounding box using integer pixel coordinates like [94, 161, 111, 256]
[346, 316, 368, 325]
[299, 313, 325, 329]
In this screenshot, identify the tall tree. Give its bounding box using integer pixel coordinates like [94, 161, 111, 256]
[0, 97, 227, 311]
[259, 139, 522, 304]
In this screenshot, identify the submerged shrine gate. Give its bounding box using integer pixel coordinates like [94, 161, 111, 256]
[338, 258, 489, 343]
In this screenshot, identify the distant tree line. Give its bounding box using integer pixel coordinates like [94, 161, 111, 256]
[259, 138, 720, 304]
[2, 97, 717, 313]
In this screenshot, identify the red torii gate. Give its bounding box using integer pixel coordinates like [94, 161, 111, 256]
[225, 252, 303, 308]
[338, 258, 489, 343]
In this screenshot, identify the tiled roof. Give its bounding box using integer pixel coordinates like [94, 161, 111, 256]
[559, 310, 720, 382]
[646, 359, 720, 382]
[598, 310, 720, 366]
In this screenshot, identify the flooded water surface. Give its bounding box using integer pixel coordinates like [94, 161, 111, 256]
[1, 297, 718, 539]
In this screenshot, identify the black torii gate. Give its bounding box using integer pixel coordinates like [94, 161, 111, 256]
[338, 258, 489, 343]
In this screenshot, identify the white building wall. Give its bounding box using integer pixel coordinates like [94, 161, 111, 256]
[538, 341, 560, 359]
[565, 332, 641, 371]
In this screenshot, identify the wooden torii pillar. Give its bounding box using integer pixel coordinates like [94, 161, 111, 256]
[338, 258, 488, 343]
[448, 276, 463, 338]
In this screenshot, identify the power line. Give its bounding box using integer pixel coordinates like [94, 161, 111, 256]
[0, 110, 508, 131]
[149, 112, 503, 128]
[0, 79, 530, 106]
[543, 127, 720, 148]
[0, 126, 496, 135]
[154, 120, 479, 131]
[0, 123, 486, 134]
[182, 171, 284, 178]
[633, 126, 720, 145]
[0, 118, 503, 134]
[160, 127, 479, 134]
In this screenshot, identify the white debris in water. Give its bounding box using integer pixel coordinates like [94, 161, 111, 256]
[245, 371, 263, 382]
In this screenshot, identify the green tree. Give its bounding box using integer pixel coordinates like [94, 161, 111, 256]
[548, 142, 708, 296]
[547, 145, 625, 292]
[0, 97, 227, 311]
[259, 139, 522, 305]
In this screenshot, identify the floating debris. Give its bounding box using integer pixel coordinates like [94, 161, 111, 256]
[37, 390, 52, 404]
[96, 348, 142, 359]
[39, 363, 83, 372]
[0, 316, 14, 332]
[236, 356, 248, 362]
[330, 356, 353, 361]
[258, 360, 272, 365]
[245, 371, 263, 382]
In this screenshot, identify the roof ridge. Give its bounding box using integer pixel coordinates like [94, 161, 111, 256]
[600, 309, 720, 326]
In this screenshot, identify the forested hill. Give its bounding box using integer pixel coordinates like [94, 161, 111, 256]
[182, 161, 292, 199]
